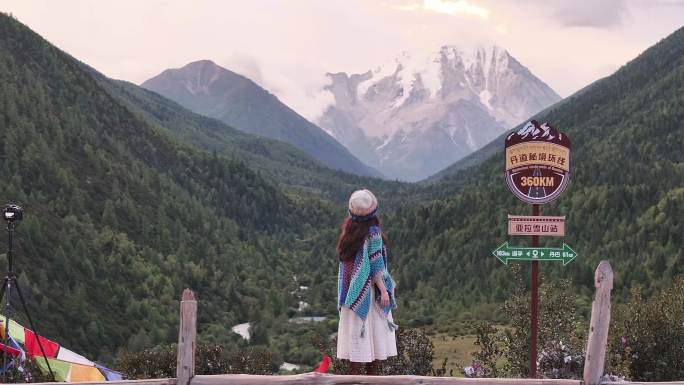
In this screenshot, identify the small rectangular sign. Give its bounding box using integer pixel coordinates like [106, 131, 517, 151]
[508, 215, 565, 236]
[492, 241, 577, 266]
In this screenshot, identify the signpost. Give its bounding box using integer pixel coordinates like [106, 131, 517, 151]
[494, 120, 574, 378]
[492, 242, 577, 265]
[505, 121, 571, 204]
[508, 215, 565, 236]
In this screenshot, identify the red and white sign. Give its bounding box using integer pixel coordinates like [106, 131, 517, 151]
[508, 215, 565, 236]
[505, 121, 572, 204]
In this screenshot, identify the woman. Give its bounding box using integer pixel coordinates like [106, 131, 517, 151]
[336, 189, 397, 375]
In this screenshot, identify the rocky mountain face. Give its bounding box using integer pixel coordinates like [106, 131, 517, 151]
[142, 60, 381, 177]
[318, 46, 561, 181]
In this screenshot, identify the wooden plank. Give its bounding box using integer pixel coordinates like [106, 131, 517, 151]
[31, 380, 176, 385]
[177, 289, 197, 385]
[29, 376, 684, 385]
[583, 261, 614, 385]
[604, 383, 684, 385]
[191, 373, 582, 385]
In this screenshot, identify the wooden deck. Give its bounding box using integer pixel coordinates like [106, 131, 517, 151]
[31, 380, 176, 385]
[29, 376, 684, 385]
[191, 373, 583, 385]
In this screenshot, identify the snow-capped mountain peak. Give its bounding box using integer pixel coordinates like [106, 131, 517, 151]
[356, 50, 443, 107]
[354, 45, 517, 111]
[318, 45, 561, 181]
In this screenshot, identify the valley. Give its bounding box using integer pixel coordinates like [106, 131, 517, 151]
[0, 8, 681, 381]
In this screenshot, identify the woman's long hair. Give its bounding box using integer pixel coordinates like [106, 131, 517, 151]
[336, 216, 389, 262]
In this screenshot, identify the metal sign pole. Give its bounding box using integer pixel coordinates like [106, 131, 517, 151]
[530, 203, 540, 378]
[498, 121, 574, 379]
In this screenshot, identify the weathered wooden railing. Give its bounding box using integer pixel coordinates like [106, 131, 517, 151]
[31, 260, 684, 385]
[191, 374, 582, 385]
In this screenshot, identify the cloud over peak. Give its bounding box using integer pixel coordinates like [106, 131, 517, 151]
[390, 0, 490, 19]
[551, 0, 627, 28]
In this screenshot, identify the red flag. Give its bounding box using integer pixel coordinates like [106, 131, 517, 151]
[24, 329, 59, 358]
[314, 355, 331, 373]
[0, 342, 21, 357]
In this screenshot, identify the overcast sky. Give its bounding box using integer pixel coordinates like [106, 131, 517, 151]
[3, 0, 684, 120]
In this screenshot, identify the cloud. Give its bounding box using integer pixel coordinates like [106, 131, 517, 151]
[486, 0, 683, 30]
[495, 23, 509, 35]
[221, 54, 335, 122]
[551, 0, 627, 28]
[643, 0, 684, 4]
[223, 54, 265, 87]
[423, 0, 489, 18]
[390, 0, 490, 19]
[391, 2, 421, 11]
[4, 0, 684, 113]
[267, 71, 335, 122]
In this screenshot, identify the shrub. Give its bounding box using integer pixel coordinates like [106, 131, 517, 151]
[462, 361, 488, 378]
[537, 340, 584, 379]
[117, 343, 272, 379]
[607, 277, 684, 381]
[472, 272, 684, 381]
[470, 266, 585, 379]
[384, 328, 434, 375]
[432, 357, 452, 377]
[2, 358, 53, 383]
[117, 344, 176, 379]
[470, 321, 502, 377]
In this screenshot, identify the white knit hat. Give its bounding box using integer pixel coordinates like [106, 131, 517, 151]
[348, 189, 378, 219]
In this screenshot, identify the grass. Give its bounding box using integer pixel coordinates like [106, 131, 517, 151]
[430, 334, 478, 377]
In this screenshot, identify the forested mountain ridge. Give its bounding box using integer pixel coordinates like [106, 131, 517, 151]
[379, 25, 684, 328]
[141, 60, 382, 178]
[93, 75, 418, 205]
[101, 76, 368, 201]
[0, 13, 344, 362]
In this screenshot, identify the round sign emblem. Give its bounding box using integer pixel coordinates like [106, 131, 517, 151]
[505, 120, 571, 204]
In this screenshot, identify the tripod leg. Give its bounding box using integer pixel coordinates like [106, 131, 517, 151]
[14, 278, 55, 382]
[1, 277, 9, 384]
[0, 277, 7, 305]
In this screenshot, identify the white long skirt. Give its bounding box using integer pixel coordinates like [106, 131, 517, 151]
[336, 292, 397, 362]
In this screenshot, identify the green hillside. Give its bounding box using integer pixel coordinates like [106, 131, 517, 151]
[0, 13, 344, 362]
[387, 26, 684, 329]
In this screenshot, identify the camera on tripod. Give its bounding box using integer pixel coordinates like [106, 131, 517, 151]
[2, 204, 23, 223]
[0, 203, 55, 381]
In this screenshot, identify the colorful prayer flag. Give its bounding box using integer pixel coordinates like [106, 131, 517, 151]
[0, 315, 120, 382]
[24, 329, 60, 358]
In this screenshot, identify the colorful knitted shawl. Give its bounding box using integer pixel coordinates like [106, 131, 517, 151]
[338, 225, 397, 337]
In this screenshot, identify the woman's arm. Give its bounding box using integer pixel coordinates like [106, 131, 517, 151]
[373, 273, 390, 307]
[368, 229, 391, 307]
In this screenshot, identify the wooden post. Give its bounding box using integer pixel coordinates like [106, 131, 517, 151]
[583, 261, 613, 385]
[177, 289, 197, 385]
[530, 204, 540, 378]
